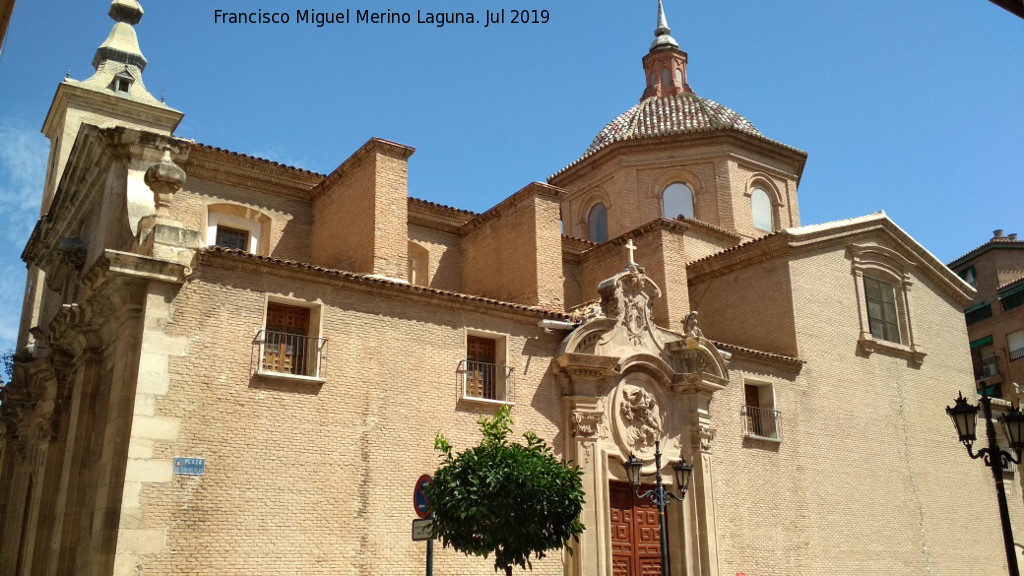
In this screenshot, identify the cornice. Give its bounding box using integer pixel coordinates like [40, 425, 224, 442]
[549, 127, 807, 187]
[408, 197, 476, 234]
[948, 239, 1024, 269]
[197, 247, 572, 322]
[42, 82, 183, 138]
[713, 341, 804, 373]
[186, 144, 322, 200]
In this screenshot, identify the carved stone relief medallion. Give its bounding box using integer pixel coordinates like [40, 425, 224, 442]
[613, 379, 663, 459]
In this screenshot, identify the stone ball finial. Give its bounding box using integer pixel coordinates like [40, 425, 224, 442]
[144, 148, 185, 216]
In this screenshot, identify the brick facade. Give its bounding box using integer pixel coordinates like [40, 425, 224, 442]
[0, 4, 1012, 576]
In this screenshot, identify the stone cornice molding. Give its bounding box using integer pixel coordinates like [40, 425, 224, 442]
[711, 341, 804, 373]
[42, 82, 184, 140]
[687, 216, 974, 306]
[197, 248, 572, 323]
[549, 128, 807, 187]
[408, 197, 476, 234]
[186, 145, 322, 200]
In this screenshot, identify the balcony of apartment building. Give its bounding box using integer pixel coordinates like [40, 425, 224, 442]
[972, 336, 1003, 397]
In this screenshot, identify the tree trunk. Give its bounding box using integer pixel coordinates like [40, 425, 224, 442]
[504, 566, 512, 576]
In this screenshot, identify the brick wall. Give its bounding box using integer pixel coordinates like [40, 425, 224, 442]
[462, 183, 564, 309]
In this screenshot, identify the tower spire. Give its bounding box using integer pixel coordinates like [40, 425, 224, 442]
[92, 0, 147, 72]
[651, 0, 678, 50]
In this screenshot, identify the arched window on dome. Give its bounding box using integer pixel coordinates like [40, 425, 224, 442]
[661, 69, 672, 88]
[588, 203, 608, 243]
[649, 73, 655, 88]
[751, 188, 774, 232]
[674, 69, 682, 88]
[662, 183, 694, 220]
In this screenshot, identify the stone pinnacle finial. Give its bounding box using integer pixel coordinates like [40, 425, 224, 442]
[144, 149, 186, 217]
[92, 0, 148, 71]
[651, 0, 679, 51]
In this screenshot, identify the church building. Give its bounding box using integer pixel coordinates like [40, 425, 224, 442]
[1, 1, 1019, 575]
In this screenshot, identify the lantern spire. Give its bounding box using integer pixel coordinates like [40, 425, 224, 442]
[651, 0, 678, 51]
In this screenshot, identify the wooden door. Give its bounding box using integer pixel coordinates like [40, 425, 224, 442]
[264, 303, 310, 375]
[466, 336, 496, 399]
[744, 384, 760, 435]
[610, 481, 664, 576]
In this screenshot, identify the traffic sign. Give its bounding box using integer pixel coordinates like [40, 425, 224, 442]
[414, 474, 432, 519]
[412, 517, 434, 541]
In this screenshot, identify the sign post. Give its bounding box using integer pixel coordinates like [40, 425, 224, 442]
[413, 475, 434, 576]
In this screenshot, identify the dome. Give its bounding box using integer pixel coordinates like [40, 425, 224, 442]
[585, 92, 761, 157]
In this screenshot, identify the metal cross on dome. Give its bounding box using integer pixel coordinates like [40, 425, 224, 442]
[625, 239, 638, 266]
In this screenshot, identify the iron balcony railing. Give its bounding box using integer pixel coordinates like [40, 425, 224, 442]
[1011, 347, 1024, 362]
[257, 330, 327, 378]
[457, 360, 514, 404]
[742, 405, 782, 440]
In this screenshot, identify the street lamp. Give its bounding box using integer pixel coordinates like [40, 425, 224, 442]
[947, 391, 1024, 576]
[622, 440, 692, 576]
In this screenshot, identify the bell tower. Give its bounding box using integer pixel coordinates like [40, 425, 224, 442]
[39, 0, 183, 213]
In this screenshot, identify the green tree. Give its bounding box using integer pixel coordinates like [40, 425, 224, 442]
[430, 406, 585, 576]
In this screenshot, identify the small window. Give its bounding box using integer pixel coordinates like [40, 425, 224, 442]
[674, 69, 682, 88]
[117, 78, 131, 93]
[257, 301, 326, 380]
[460, 334, 513, 404]
[864, 276, 901, 343]
[588, 203, 608, 243]
[207, 205, 268, 255]
[662, 182, 694, 220]
[958, 266, 977, 288]
[751, 188, 773, 232]
[661, 69, 672, 87]
[742, 381, 781, 441]
[215, 226, 250, 251]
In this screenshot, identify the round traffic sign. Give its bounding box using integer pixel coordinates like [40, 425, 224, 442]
[414, 474, 433, 519]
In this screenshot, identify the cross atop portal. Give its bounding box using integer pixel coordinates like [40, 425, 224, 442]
[625, 239, 638, 266]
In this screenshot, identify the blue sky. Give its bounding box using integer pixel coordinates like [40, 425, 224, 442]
[0, 0, 1022, 350]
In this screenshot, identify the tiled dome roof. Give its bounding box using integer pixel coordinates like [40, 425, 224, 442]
[585, 92, 760, 157]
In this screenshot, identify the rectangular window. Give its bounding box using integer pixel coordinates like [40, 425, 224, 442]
[215, 226, 250, 251]
[742, 381, 781, 441]
[965, 302, 993, 326]
[461, 334, 513, 404]
[258, 302, 326, 379]
[864, 276, 901, 343]
[1009, 330, 1024, 362]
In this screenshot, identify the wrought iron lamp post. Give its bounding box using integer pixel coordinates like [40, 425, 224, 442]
[947, 391, 1024, 576]
[622, 440, 692, 576]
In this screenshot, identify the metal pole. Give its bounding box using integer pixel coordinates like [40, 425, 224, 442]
[654, 441, 670, 576]
[426, 537, 433, 576]
[982, 393, 1021, 576]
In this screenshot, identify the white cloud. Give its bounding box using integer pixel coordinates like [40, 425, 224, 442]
[0, 122, 46, 350]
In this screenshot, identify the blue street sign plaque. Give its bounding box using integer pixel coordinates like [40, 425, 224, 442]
[173, 457, 205, 476]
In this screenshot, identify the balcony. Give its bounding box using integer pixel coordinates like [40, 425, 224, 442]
[458, 360, 514, 404]
[1011, 347, 1024, 362]
[256, 329, 327, 379]
[743, 405, 782, 441]
[975, 357, 1000, 380]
